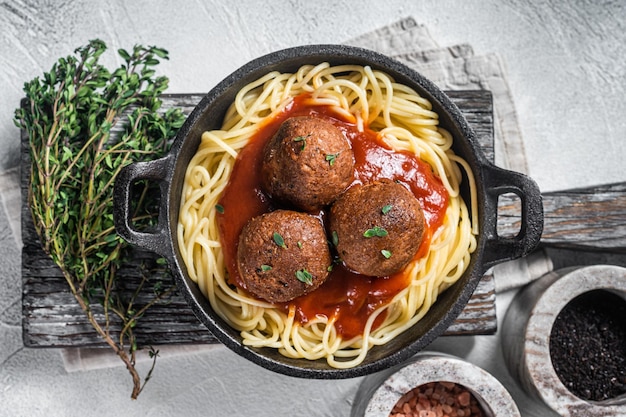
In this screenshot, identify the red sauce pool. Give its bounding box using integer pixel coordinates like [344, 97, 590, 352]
[216, 94, 449, 339]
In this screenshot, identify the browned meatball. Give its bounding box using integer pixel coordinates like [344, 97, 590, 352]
[329, 179, 425, 277]
[261, 116, 354, 211]
[237, 210, 332, 303]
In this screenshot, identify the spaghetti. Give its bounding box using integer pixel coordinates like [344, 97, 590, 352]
[177, 63, 478, 368]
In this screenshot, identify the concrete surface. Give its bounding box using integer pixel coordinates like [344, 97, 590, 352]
[0, 1, 624, 416]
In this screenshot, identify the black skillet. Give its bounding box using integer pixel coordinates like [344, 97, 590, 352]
[114, 45, 543, 378]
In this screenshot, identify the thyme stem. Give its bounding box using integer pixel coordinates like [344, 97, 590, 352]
[15, 39, 186, 399]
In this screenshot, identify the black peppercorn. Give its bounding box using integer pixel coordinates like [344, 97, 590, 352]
[549, 290, 626, 401]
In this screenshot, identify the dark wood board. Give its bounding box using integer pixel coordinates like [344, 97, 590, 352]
[498, 182, 626, 253]
[21, 90, 497, 348]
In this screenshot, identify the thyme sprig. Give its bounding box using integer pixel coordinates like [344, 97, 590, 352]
[14, 39, 186, 399]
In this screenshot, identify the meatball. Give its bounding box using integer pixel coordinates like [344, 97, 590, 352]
[329, 179, 425, 277]
[261, 116, 354, 211]
[237, 210, 332, 303]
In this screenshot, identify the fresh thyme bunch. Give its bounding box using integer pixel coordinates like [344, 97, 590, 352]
[14, 39, 186, 399]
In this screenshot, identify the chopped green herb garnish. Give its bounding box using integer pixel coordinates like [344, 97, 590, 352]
[381, 204, 393, 215]
[325, 152, 339, 166]
[273, 232, 287, 248]
[327, 264, 334, 272]
[293, 134, 310, 151]
[260, 264, 272, 272]
[363, 226, 388, 238]
[295, 269, 313, 285]
[215, 204, 225, 214]
[331, 230, 339, 247]
[381, 249, 392, 259]
[297, 241, 303, 249]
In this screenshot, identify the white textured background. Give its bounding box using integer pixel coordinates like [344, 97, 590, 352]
[1, 1, 624, 416]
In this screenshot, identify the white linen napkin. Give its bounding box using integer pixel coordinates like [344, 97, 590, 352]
[346, 17, 528, 174]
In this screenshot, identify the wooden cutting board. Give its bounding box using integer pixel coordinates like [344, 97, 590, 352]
[21, 91, 498, 348]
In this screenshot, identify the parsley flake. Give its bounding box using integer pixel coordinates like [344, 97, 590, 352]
[215, 204, 225, 214]
[325, 152, 339, 166]
[363, 226, 388, 238]
[295, 269, 313, 285]
[293, 134, 310, 151]
[381, 204, 393, 215]
[273, 232, 287, 248]
[381, 249, 392, 259]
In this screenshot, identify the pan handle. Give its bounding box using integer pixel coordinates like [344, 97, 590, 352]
[113, 156, 173, 260]
[481, 164, 544, 269]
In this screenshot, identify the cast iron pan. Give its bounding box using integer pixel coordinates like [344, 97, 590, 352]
[114, 45, 544, 378]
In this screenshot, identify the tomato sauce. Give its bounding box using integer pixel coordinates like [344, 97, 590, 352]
[216, 94, 448, 339]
